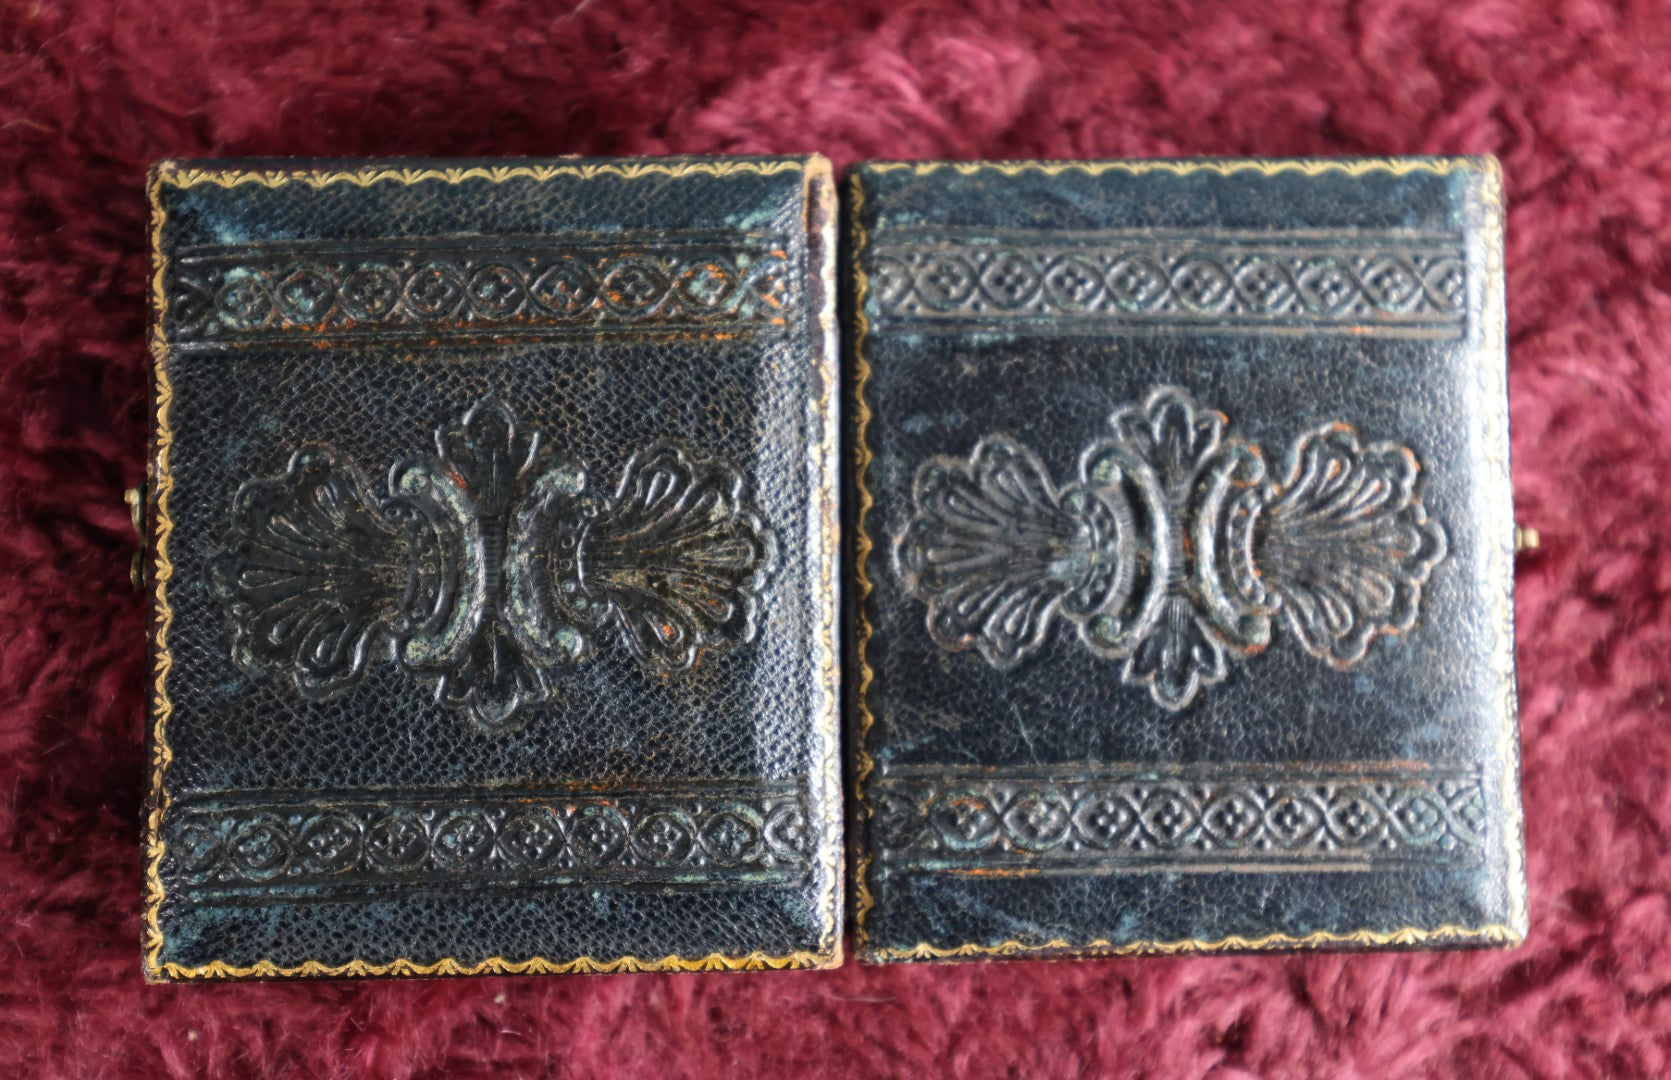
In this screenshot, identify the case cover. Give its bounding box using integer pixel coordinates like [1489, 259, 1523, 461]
[141, 155, 841, 979]
[848, 157, 1524, 961]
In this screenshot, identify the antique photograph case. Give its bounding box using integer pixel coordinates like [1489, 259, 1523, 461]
[849, 157, 1523, 961]
[141, 157, 842, 979]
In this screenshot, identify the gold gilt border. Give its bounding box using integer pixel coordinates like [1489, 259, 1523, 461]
[159, 159, 806, 191]
[848, 156, 1526, 963]
[143, 156, 842, 981]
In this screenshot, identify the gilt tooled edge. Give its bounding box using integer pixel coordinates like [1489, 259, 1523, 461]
[144, 157, 842, 980]
[848, 158, 1523, 962]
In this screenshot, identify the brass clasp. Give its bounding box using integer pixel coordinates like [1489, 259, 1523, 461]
[125, 484, 146, 590]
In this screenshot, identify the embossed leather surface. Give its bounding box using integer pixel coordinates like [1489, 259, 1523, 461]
[143, 156, 841, 979]
[849, 158, 1524, 961]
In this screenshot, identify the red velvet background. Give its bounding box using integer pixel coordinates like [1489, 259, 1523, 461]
[2, 0, 1669, 1075]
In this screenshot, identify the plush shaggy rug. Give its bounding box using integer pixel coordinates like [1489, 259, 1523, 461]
[2, 0, 1669, 1075]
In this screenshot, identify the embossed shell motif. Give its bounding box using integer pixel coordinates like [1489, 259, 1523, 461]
[210, 399, 775, 734]
[893, 385, 1446, 710]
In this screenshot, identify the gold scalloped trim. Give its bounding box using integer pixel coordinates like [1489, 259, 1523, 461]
[847, 174, 879, 943]
[143, 156, 841, 982]
[871, 923, 1521, 964]
[863, 156, 1487, 179]
[155, 948, 833, 982]
[142, 167, 177, 980]
[161, 159, 805, 191]
[848, 155, 1525, 962]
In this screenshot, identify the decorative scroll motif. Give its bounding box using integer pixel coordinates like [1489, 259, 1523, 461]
[210, 399, 774, 733]
[867, 230, 1465, 335]
[165, 785, 811, 901]
[893, 386, 1446, 709]
[872, 766, 1487, 872]
[166, 235, 798, 347]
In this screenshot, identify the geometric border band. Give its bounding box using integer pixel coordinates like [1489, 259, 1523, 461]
[167, 785, 814, 903]
[867, 229, 1466, 338]
[871, 765, 1487, 876]
[166, 234, 801, 349]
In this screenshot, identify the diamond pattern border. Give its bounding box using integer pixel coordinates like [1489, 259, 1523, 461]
[872, 765, 1488, 873]
[165, 784, 813, 901]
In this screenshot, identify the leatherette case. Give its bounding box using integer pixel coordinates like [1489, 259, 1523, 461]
[848, 157, 1524, 961]
[141, 156, 841, 979]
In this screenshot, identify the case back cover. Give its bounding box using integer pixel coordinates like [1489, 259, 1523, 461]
[849, 158, 1523, 961]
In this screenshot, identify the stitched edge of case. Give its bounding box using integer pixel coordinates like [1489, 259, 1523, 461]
[142, 156, 843, 981]
[847, 155, 1526, 963]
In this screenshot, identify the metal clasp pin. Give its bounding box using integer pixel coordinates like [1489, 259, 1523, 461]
[125, 484, 146, 590]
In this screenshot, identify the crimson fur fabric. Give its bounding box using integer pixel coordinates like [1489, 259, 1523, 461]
[2, 0, 1669, 1075]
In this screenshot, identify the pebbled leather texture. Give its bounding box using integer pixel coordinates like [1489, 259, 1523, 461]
[848, 158, 1524, 961]
[143, 156, 842, 979]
